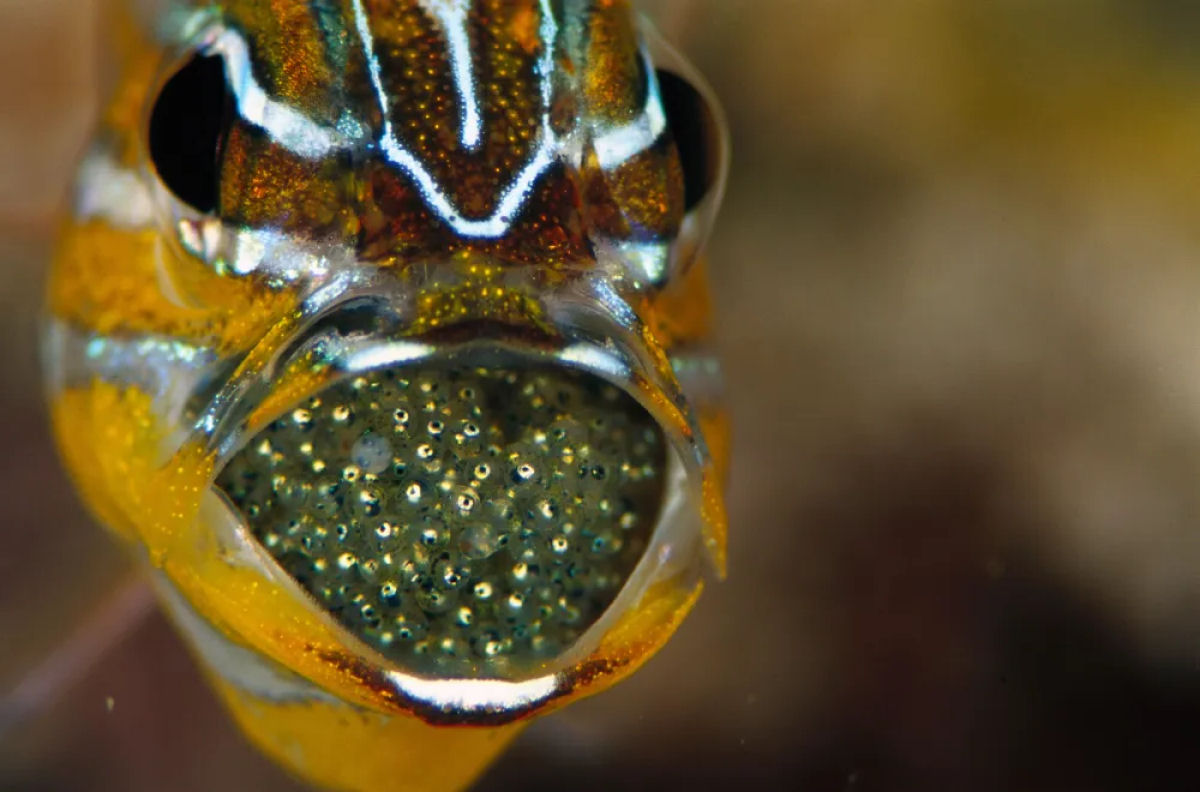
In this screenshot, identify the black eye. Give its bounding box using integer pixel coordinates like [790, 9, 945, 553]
[656, 69, 720, 213]
[148, 53, 234, 213]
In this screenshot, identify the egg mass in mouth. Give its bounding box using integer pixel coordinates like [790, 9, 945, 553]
[215, 366, 667, 678]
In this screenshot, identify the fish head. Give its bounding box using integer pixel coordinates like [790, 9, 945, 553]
[46, 0, 729, 724]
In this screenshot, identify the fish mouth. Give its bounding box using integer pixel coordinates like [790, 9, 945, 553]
[214, 361, 668, 680]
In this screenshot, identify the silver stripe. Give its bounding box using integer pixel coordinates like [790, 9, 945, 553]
[43, 319, 217, 406]
[209, 28, 347, 159]
[592, 53, 668, 170]
[384, 671, 559, 713]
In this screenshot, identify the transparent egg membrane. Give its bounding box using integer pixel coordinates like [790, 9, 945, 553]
[215, 366, 667, 678]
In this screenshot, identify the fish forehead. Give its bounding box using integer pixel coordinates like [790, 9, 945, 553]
[210, 0, 642, 112]
[203, 0, 646, 235]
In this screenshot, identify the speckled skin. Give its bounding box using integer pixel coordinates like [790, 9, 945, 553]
[43, 2, 727, 790]
[217, 0, 683, 264]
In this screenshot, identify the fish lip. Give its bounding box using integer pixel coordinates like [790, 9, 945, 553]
[160, 262, 716, 717]
[195, 263, 713, 480]
[207, 316, 710, 496]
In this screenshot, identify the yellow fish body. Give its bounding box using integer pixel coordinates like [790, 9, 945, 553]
[44, 1, 728, 789]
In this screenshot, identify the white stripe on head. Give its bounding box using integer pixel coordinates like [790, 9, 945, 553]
[418, 0, 483, 150]
[209, 28, 347, 159]
[352, 0, 560, 239]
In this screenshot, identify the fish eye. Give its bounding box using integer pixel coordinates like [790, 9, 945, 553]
[148, 52, 234, 214]
[657, 69, 722, 213]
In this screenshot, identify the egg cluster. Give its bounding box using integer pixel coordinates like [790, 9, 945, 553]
[215, 366, 666, 678]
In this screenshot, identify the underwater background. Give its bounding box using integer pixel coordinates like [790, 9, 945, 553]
[4, 1, 1200, 789]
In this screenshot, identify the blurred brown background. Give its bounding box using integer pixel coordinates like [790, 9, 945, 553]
[6, 0, 1200, 789]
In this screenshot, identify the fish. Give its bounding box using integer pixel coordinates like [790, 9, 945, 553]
[42, 1, 729, 789]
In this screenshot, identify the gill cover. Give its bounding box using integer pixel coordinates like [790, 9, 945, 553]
[45, 1, 728, 789]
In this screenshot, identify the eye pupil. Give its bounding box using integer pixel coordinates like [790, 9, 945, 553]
[656, 69, 716, 212]
[148, 53, 233, 213]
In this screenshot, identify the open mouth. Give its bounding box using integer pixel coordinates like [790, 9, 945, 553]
[215, 364, 666, 679]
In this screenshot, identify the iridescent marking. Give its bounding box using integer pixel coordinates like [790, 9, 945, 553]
[591, 276, 641, 328]
[340, 340, 437, 373]
[612, 239, 672, 283]
[351, 0, 559, 238]
[385, 672, 559, 713]
[222, 227, 321, 278]
[418, 0, 482, 150]
[208, 28, 346, 158]
[178, 221, 355, 283]
[592, 52, 668, 170]
[44, 319, 216, 404]
[557, 343, 631, 382]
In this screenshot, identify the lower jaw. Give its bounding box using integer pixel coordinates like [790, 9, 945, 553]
[211, 673, 525, 792]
